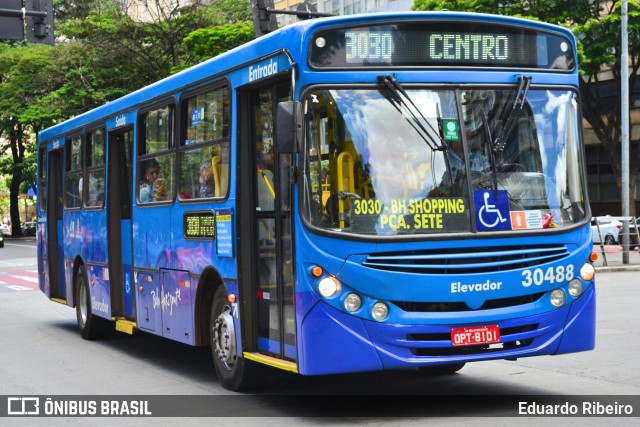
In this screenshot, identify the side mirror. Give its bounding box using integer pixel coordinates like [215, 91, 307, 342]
[276, 101, 302, 154]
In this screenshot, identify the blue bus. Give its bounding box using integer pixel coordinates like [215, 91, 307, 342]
[37, 11, 596, 391]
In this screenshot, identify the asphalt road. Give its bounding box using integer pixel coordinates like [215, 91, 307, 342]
[0, 238, 638, 425]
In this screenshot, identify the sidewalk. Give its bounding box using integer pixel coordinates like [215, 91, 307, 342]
[592, 244, 640, 272]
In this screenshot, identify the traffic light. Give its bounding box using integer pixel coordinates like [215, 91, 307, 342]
[0, 0, 24, 40]
[0, 0, 54, 45]
[26, 0, 54, 45]
[251, 0, 278, 37]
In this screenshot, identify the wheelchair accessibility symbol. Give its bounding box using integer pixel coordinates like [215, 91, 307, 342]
[474, 190, 512, 231]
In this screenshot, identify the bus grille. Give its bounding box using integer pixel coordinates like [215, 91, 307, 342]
[393, 292, 545, 312]
[362, 244, 569, 274]
[408, 324, 538, 356]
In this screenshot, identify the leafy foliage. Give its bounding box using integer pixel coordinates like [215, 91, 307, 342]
[0, 0, 253, 232]
[183, 23, 255, 61]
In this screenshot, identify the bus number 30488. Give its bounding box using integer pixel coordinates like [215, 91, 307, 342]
[521, 265, 575, 287]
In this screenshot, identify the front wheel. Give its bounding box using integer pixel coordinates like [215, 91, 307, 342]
[210, 286, 261, 391]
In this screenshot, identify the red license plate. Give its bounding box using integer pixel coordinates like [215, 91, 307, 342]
[451, 325, 500, 347]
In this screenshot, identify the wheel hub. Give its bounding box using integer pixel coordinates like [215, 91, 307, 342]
[213, 306, 236, 369]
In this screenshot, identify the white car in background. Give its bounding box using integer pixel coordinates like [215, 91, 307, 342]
[0, 224, 10, 236]
[591, 216, 622, 245]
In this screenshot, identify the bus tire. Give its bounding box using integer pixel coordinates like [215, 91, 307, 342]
[418, 362, 466, 375]
[75, 265, 105, 340]
[210, 286, 259, 391]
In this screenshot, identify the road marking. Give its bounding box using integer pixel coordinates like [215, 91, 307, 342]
[0, 269, 40, 291]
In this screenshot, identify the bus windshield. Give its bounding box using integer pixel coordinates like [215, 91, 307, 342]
[301, 86, 587, 236]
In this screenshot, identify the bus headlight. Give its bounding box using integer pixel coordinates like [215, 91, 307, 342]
[344, 293, 362, 312]
[580, 263, 595, 281]
[550, 289, 566, 307]
[318, 276, 341, 298]
[568, 278, 584, 297]
[372, 302, 389, 321]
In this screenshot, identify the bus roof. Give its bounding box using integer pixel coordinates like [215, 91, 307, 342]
[38, 11, 574, 142]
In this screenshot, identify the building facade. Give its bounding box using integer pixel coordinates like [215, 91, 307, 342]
[117, 0, 210, 22]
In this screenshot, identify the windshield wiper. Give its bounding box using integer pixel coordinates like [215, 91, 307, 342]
[480, 109, 499, 195]
[492, 75, 532, 152]
[378, 75, 447, 151]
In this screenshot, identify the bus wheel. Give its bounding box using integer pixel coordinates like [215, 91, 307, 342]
[210, 286, 257, 391]
[418, 362, 466, 375]
[75, 265, 105, 340]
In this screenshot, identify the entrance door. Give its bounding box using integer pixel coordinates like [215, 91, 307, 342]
[239, 81, 296, 360]
[46, 148, 64, 300]
[107, 128, 135, 319]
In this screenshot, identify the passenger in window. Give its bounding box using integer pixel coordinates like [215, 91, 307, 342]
[199, 160, 214, 198]
[139, 158, 160, 202]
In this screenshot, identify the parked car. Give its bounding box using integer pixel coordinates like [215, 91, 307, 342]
[628, 217, 640, 247]
[22, 221, 36, 236]
[0, 224, 10, 236]
[591, 216, 623, 245]
[604, 216, 640, 248]
[0, 232, 4, 248]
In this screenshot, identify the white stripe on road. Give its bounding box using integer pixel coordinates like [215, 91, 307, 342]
[9, 275, 39, 283]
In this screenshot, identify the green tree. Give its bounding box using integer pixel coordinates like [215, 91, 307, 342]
[0, 44, 57, 235]
[174, 1, 254, 73]
[0, 0, 257, 232]
[413, 0, 640, 216]
[182, 22, 254, 63]
[576, 1, 640, 217]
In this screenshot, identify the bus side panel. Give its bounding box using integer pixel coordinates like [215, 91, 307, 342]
[56, 218, 65, 298]
[62, 211, 82, 304]
[133, 207, 172, 269]
[556, 285, 596, 354]
[85, 264, 112, 321]
[121, 219, 135, 318]
[160, 269, 195, 345]
[298, 302, 384, 375]
[38, 221, 48, 295]
[41, 257, 50, 296]
[136, 271, 162, 334]
[82, 211, 108, 264]
[64, 260, 74, 306]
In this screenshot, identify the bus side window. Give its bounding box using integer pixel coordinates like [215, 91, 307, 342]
[139, 104, 176, 204]
[85, 128, 105, 208]
[178, 142, 229, 200]
[139, 156, 175, 203]
[64, 134, 83, 209]
[179, 84, 230, 201]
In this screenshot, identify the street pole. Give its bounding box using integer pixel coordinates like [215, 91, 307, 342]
[621, 0, 630, 264]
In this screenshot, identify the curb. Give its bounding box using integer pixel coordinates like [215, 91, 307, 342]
[596, 265, 640, 273]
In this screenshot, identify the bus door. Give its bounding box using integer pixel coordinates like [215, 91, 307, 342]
[106, 127, 135, 322]
[238, 81, 296, 361]
[45, 148, 64, 300]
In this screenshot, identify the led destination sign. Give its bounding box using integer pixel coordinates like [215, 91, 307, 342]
[346, 32, 514, 64]
[184, 211, 215, 239]
[310, 22, 574, 70]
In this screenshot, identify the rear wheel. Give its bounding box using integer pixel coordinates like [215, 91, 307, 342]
[418, 362, 466, 375]
[75, 265, 106, 340]
[604, 235, 616, 245]
[210, 286, 261, 391]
